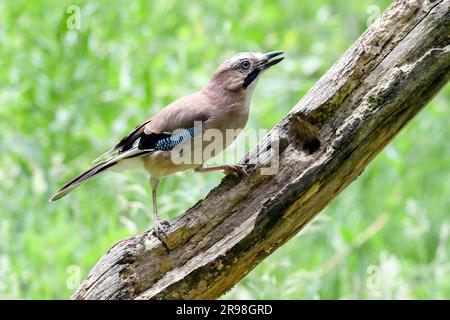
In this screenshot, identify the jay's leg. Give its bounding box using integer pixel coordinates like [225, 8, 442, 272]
[150, 177, 170, 239]
[195, 164, 248, 176]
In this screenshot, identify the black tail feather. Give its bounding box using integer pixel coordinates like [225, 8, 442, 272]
[49, 160, 117, 202]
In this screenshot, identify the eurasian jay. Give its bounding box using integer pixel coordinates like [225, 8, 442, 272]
[50, 51, 284, 238]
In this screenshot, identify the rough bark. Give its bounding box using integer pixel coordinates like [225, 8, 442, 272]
[72, 0, 450, 300]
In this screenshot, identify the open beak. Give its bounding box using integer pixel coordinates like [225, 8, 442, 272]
[261, 51, 284, 70]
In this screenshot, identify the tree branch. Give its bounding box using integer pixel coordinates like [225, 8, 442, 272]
[72, 0, 450, 300]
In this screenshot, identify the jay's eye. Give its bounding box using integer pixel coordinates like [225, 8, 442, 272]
[239, 60, 250, 70]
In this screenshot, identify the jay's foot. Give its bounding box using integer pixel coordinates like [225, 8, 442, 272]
[223, 164, 249, 177]
[152, 218, 170, 240]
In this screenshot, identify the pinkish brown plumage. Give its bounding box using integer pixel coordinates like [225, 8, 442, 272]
[50, 51, 284, 238]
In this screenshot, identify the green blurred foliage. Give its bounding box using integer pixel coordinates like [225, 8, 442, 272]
[0, 0, 448, 299]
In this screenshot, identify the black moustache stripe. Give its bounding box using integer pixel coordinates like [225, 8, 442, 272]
[243, 68, 261, 89]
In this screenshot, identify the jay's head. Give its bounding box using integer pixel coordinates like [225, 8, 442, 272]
[211, 51, 284, 91]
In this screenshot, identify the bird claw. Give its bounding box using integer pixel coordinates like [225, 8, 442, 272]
[152, 219, 170, 240]
[223, 164, 249, 177]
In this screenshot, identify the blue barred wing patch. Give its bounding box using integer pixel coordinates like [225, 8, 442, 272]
[154, 127, 199, 151]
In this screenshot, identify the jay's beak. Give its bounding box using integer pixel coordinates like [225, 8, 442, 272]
[261, 51, 284, 70]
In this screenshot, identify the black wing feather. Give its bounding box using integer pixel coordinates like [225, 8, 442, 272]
[113, 119, 152, 153]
